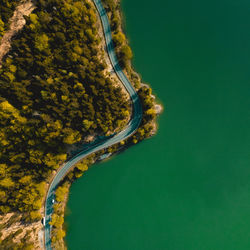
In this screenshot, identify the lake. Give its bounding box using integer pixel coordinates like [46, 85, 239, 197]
[65, 0, 250, 249]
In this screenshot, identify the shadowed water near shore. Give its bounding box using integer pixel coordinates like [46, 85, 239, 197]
[65, 0, 250, 249]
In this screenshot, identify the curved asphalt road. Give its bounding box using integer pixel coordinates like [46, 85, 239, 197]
[44, 0, 142, 249]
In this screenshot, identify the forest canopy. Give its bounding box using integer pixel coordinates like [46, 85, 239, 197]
[0, 0, 130, 219]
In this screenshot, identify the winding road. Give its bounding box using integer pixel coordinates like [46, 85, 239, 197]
[44, 0, 142, 249]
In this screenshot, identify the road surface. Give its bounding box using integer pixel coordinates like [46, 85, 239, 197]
[44, 0, 142, 249]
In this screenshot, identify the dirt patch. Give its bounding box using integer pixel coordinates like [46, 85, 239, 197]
[38, 229, 44, 249]
[0, 212, 43, 249]
[0, 0, 35, 65]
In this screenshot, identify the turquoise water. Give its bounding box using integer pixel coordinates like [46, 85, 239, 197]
[65, 0, 250, 249]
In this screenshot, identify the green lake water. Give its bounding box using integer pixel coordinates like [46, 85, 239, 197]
[65, 0, 250, 249]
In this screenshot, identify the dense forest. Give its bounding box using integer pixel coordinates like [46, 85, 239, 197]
[0, 0, 130, 222]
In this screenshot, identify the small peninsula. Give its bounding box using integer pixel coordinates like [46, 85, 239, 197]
[0, 0, 162, 249]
